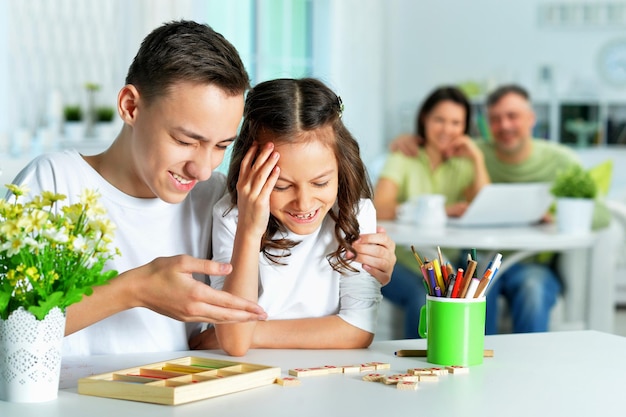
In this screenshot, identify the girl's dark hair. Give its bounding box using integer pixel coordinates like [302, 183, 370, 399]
[227, 78, 372, 274]
[415, 86, 471, 145]
[125, 20, 250, 104]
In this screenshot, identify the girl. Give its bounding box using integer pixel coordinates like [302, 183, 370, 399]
[373, 86, 490, 339]
[193, 78, 382, 356]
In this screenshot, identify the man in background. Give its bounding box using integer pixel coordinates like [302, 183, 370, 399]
[390, 84, 610, 334]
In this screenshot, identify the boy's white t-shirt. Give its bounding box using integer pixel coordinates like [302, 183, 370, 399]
[10, 150, 227, 356]
[210, 195, 382, 334]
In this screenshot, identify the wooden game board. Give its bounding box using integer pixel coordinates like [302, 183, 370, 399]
[77, 356, 281, 405]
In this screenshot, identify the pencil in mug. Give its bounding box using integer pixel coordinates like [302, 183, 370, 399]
[451, 268, 464, 298]
[426, 264, 438, 295]
[459, 260, 477, 298]
[445, 273, 456, 297]
[432, 259, 445, 293]
[410, 245, 424, 268]
[437, 246, 449, 285]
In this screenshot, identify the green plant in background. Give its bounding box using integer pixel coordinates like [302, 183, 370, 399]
[0, 184, 120, 320]
[95, 106, 115, 123]
[63, 105, 83, 122]
[550, 164, 598, 199]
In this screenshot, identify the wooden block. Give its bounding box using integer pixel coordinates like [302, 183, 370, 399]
[408, 367, 435, 376]
[446, 366, 469, 374]
[417, 373, 439, 382]
[382, 374, 403, 385]
[428, 367, 449, 376]
[340, 365, 361, 373]
[365, 361, 391, 370]
[276, 377, 301, 387]
[322, 365, 343, 374]
[396, 381, 419, 391]
[362, 373, 385, 382]
[288, 367, 329, 377]
[359, 364, 376, 372]
[382, 374, 416, 384]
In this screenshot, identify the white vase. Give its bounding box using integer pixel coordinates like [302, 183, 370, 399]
[0, 307, 66, 403]
[556, 197, 594, 234]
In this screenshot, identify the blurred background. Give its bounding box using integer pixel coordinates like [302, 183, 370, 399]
[1, 0, 626, 185]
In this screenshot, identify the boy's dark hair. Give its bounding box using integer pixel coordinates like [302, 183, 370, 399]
[486, 84, 530, 107]
[415, 86, 471, 144]
[125, 20, 250, 103]
[228, 78, 372, 274]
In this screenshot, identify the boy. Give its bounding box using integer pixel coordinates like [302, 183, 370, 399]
[11, 21, 395, 355]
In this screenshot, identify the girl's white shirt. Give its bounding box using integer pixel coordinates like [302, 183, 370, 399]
[210, 195, 382, 333]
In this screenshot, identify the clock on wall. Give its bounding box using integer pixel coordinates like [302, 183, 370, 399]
[598, 39, 626, 87]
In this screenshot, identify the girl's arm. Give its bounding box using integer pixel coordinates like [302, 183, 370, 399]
[214, 143, 280, 357]
[250, 316, 374, 349]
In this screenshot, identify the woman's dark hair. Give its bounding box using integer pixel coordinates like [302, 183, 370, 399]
[415, 86, 471, 145]
[125, 20, 250, 104]
[227, 78, 372, 274]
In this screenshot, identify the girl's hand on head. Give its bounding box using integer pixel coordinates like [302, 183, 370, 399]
[348, 226, 396, 286]
[236, 142, 280, 237]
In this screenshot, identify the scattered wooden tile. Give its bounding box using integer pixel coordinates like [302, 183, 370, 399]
[340, 365, 361, 373]
[362, 373, 385, 382]
[322, 365, 343, 374]
[417, 373, 439, 382]
[446, 366, 469, 374]
[276, 377, 301, 387]
[408, 367, 435, 376]
[288, 367, 329, 377]
[429, 367, 449, 376]
[359, 364, 376, 372]
[396, 381, 419, 391]
[365, 361, 391, 370]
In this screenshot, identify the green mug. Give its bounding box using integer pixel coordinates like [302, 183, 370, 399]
[418, 295, 486, 366]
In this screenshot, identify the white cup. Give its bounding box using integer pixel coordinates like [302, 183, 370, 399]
[414, 194, 447, 229]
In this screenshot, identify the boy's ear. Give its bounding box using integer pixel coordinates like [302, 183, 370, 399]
[117, 85, 140, 125]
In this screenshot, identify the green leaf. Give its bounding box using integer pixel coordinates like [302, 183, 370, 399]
[28, 291, 64, 320]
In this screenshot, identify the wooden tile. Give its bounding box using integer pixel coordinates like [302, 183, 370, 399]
[288, 367, 329, 377]
[396, 381, 419, 391]
[276, 377, 301, 387]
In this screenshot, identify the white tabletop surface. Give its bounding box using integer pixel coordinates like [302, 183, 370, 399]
[380, 219, 618, 333]
[1, 331, 625, 416]
[378, 220, 596, 251]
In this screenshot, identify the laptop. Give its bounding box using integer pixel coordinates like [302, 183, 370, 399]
[447, 183, 554, 227]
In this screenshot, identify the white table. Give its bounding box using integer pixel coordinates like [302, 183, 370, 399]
[379, 220, 618, 333]
[1, 331, 625, 416]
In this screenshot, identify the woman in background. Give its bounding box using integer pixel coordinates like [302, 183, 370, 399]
[373, 86, 490, 338]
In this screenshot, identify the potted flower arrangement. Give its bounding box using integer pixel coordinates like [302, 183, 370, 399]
[0, 184, 119, 403]
[550, 164, 597, 234]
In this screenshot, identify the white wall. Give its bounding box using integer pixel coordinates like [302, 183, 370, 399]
[312, 0, 387, 169]
[383, 0, 626, 142]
